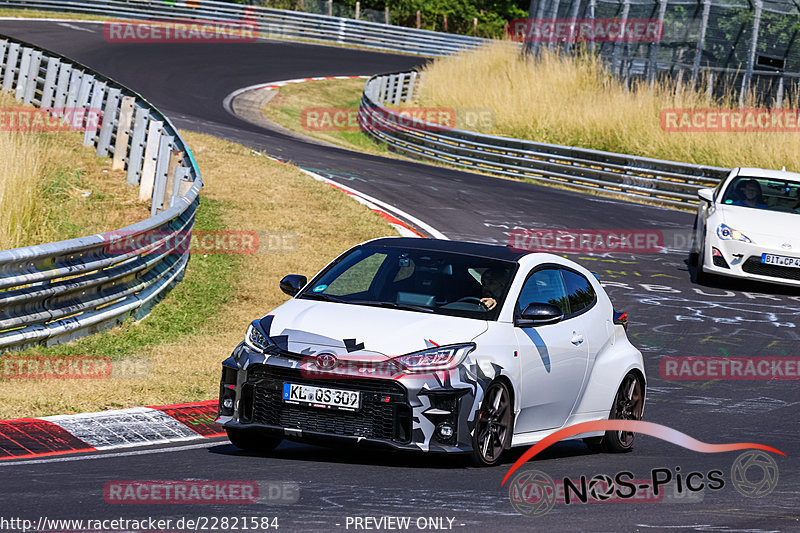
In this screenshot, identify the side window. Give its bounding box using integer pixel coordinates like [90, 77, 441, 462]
[562, 269, 596, 316]
[516, 268, 569, 316]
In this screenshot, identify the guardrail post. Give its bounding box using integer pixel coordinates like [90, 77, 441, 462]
[127, 106, 151, 186]
[377, 76, 387, 103]
[163, 150, 184, 210]
[64, 69, 83, 112]
[393, 73, 406, 104]
[97, 87, 121, 156]
[113, 96, 136, 170]
[75, 73, 93, 119]
[2, 43, 20, 92]
[22, 50, 41, 105]
[407, 71, 418, 101]
[41, 56, 60, 107]
[84, 80, 106, 146]
[53, 63, 71, 110]
[151, 134, 175, 215]
[337, 18, 345, 43]
[0, 40, 6, 86]
[14, 46, 32, 101]
[171, 167, 191, 207]
[139, 120, 164, 202]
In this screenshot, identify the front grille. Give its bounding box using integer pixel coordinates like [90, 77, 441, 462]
[245, 364, 411, 443]
[712, 255, 729, 268]
[742, 256, 800, 281]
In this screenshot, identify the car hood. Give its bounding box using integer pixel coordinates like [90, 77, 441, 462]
[718, 205, 800, 248]
[264, 298, 489, 360]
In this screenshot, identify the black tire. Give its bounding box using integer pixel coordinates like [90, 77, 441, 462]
[689, 215, 700, 266]
[470, 380, 513, 467]
[226, 427, 282, 453]
[601, 373, 645, 453]
[694, 233, 711, 284]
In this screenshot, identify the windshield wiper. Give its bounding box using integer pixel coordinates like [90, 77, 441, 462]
[299, 292, 348, 303]
[364, 301, 435, 313]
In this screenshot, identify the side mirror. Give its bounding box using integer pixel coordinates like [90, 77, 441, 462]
[697, 188, 714, 204]
[515, 302, 564, 327]
[280, 274, 307, 297]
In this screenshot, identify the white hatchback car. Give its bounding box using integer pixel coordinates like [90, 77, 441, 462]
[217, 238, 645, 465]
[693, 167, 800, 286]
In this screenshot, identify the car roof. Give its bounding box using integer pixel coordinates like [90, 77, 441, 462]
[735, 167, 800, 181]
[366, 237, 529, 262]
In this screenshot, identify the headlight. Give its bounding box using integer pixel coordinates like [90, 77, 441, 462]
[716, 224, 752, 243]
[392, 343, 475, 372]
[244, 322, 272, 352]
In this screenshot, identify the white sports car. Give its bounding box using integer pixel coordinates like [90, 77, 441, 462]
[692, 167, 800, 286]
[217, 238, 645, 465]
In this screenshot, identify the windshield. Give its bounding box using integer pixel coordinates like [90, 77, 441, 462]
[721, 176, 800, 214]
[298, 245, 518, 320]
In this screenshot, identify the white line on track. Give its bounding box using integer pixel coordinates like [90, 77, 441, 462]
[296, 167, 448, 240]
[0, 441, 222, 467]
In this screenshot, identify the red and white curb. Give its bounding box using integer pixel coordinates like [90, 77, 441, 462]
[0, 400, 221, 460]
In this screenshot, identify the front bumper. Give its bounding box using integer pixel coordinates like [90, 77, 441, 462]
[702, 237, 800, 287]
[217, 345, 488, 453]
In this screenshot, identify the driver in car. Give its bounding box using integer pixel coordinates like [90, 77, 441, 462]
[479, 267, 510, 311]
[735, 179, 769, 209]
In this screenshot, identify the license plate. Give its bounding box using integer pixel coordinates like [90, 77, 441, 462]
[282, 382, 360, 411]
[761, 253, 800, 268]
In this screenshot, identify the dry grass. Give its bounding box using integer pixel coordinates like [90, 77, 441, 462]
[416, 42, 800, 171]
[0, 98, 43, 249]
[263, 78, 390, 155]
[0, 8, 110, 20]
[0, 93, 147, 249]
[0, 131, 396, 418]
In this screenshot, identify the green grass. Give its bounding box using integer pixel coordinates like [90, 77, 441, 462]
[28, 197, 239, 361]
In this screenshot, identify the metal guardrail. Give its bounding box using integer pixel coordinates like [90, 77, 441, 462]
[0, 34, 202, 352]
[359, 71, 730, 209]
[0, 0, 488, 57]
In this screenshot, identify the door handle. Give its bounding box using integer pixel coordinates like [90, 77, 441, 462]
[571, 333, 584, 346]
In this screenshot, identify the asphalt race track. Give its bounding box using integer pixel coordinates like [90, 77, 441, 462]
[1, 19, 798, 532]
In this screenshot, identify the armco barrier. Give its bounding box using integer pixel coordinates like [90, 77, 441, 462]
[0, 34, 202, 352]
[0, 0, 487, 57]
[358, 71, 731, 209]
